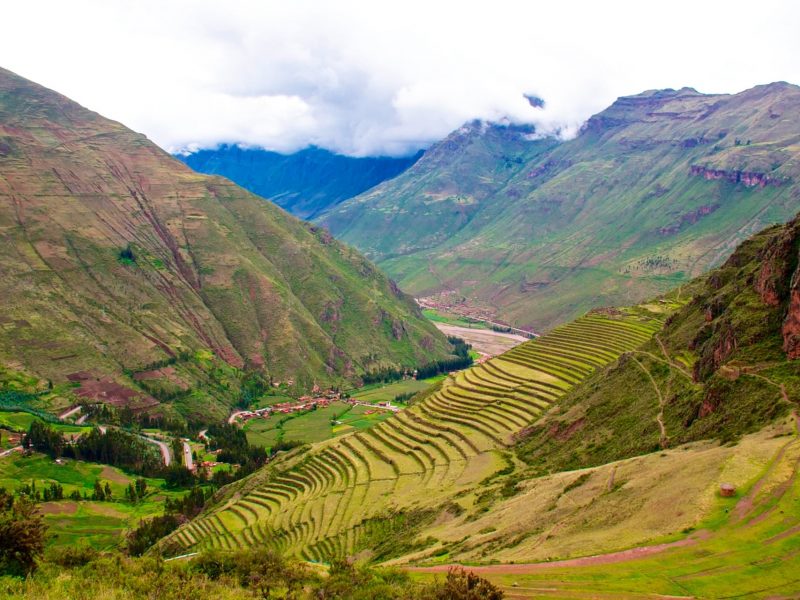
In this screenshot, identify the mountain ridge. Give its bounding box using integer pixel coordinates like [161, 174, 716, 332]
[320, 81, 800, 332]
[0, 66, 451, 422]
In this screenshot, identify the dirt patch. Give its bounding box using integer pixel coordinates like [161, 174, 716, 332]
[100, 465, 130, 485]
[133, 367, 189, 390]
[76, 378, 158, 411]
[433, 324, 527, 357]
[39, 501, 78, 515]
[85, 502, 126, 518]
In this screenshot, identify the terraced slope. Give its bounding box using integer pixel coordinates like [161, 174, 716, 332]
[161, 308, 662, 558]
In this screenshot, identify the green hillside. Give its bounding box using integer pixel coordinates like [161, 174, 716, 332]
[321, 84, 800, 332]
[0, 67, 451, 421]
[165, 216, 800, 576]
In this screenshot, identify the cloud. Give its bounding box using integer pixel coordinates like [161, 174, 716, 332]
[3, 0, 800, 156]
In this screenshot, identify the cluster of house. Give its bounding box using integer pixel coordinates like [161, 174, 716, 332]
[233, 386, 343, 424]
[231, 385, 401, 426]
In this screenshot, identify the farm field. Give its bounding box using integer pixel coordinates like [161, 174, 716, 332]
[160, 307, 666, 561]
[332, 404, 395, 436]
[243, 401, 385, 448]
[421, 308, 490, 329]
[0, 411, 90, 436]
[0, 451, 185, 549]
[349, 378, 435, 403]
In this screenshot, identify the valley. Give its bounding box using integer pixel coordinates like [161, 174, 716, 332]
[321, 85, 800, 333]
[1, 25, 800, 598]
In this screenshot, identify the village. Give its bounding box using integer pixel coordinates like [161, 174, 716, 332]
[227, 384, 401, 427]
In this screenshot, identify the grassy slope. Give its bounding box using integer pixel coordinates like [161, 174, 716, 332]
[410, 422, 800, 599]
[0, 67, 451, 420]
[514, 219, 800, 476]
[163, 218, 800, 576]
[322, 84, 800, 332]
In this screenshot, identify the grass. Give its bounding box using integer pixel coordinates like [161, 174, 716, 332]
[0, 451, 185, 549]
[350, 379, 434, 404]
[0, 411, 91, 436]
[421, 309, 491, 330]
[408, 423, 800, 598]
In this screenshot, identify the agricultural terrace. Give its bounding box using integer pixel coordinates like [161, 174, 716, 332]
[159, 309, 662, 559]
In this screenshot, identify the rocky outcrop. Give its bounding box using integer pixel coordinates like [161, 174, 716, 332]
[783, 288, 800, 358]
[690, 165, 784, 188]
[754, 222, 800, 306]
[693, 320, 737, 382]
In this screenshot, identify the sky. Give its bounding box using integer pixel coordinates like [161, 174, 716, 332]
[3, 0, 800, 157]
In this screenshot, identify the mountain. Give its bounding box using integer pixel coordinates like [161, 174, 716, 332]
[0, 67, 451, 422]
[179, 145, 421, 220]
[320, 84, 800, 332]
[163, 215, 800, 583]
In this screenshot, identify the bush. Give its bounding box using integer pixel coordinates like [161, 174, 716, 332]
[126, 514, 184, 557]
[420, 567, 504, 599]
[0, 495, 47, 575]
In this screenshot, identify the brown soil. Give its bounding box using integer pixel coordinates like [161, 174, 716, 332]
[100, 465, 130, 485]
[76, 379, 158, 410]
[38, 501, 78, 515]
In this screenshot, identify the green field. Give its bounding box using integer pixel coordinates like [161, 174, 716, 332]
[0, 452, 185, 549]
[0, 411, 91, 436]
[333, 404, 395, 435]
[243, 401, 385, 448]
[421, 308, 491, 330]
[350, 378, 435, 404]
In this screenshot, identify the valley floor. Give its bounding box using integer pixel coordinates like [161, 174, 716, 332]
[432, 323, 527, 357]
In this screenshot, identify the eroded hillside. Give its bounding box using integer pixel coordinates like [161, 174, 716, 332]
[0, 67, 451, 421]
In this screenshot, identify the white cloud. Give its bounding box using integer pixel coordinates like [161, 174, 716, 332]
[3, 0, 799, 156]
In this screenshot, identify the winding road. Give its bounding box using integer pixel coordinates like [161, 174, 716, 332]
[182, 440, 194, 471]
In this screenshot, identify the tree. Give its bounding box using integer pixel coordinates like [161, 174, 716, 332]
[92, 480, 105, 502]
[0, 495, 47, 575]
[135, 478, 147, 498]
[104, 482, 112, 500]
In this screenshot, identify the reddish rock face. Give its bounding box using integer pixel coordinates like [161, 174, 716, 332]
[782, 289, 800, 358]
[689, 165, 783, 188]
[755, 223, 799, 306]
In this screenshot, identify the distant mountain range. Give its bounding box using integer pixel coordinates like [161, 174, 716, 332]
[178, 145, 421, 219]
[0, 67, 450, 421]
[320, 83, 800, 331]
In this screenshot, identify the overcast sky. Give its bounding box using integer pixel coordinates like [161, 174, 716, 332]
[3, 0, 799, 156]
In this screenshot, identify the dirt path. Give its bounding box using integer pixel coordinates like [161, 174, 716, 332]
[654, 335, 692, 380]
[631, 357, 668, 447]
[58, 405, 82, 420]
[407, 536, 703, 575]
[433, 324, 528, 357]
[0, 445, 22, 458]
[228, 410, 248, 425]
